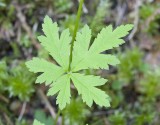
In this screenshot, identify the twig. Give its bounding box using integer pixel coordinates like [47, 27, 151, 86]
[116, 2, 127, 26]
[128, 0, 141, 41]
[91, 110, 114, 116]
[3, 113, 13, 125]
[37, 89, 56, 118]
[103, 117, 110, 125]
[15, 5, 40, 50]
[0, 94, 9, 103]
[18, 102, 27, 121]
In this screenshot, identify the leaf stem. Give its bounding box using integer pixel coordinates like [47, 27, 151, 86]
[68, 0, 84, 71]
[55, 109, 61, 125]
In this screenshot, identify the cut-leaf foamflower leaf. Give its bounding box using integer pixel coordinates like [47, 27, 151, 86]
[26, 16, 133, 109]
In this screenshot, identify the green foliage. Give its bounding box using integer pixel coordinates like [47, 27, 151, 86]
[108, 111, 126, 125]
[26, 15, 133, 109]
[90, 0, 111, 36]
[131, 103, 156, 125]
[62, 99, 89, 125]
[140, 4, 155, 20]
[15, 119, 28, 125]
[54, 0, 73, 13]
[33, 119, 45, 125]
[71, 24, 122, 71]
[70, 74, 110, 107]
[34, 110, 54, 125]
[7, 63, 35, 101]
[109, 82, 124, 107]
[0, 0, 15, 32]
[108, 48, 146, 107]
[0, 61, 35, 101]
[0, 61, 8, 91]
[60, 15, 83, 35]
[138, 69, 160, 102]
[1, 0, 159, 125]
[140, 3, 160, 35]
[19, 34, 32, 48]
[134, 112, 155, 125]
[47, 74, 71, 109]
[117, 47, 144, 84]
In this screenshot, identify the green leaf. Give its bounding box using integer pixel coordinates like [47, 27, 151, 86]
[34, 109, 54, 125]
[47, 74, 71, 109]
[33, 119, 45, 125]
[71, 25, 132, 71]
[38, 15, 71, 71]
[26, 16, 133, 109]
[26, 58, 64, 85]
[90, 24, 134, 53]
[71, 73, 110, 107]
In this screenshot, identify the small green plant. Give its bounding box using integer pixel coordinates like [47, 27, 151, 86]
[140, 3, 160, 35]
[7, 63, 35, 101]
[108, 111, 126, 125]
[26, 1, 133, 110]
[90, 0, 111, 36]
[0, 61, 35, 101]
[62, 98, 89, 125]
[138, 69, 160, 102]
[117, 47, 144, 84]
[60, 15, 83, 35]
[54, 0, 73, 13]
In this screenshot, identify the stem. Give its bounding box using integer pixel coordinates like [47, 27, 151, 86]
[68, 0, 84, 71]
[55, 109, 61, 125]
[62, 113, 65, 125]
[18, 102, 27, 121]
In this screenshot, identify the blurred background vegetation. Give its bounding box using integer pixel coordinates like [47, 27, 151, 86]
[0, 0, 160, 125]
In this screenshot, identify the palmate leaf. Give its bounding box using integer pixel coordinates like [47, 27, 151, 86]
[26, 16, 133, 109]
[71, 73, 110, 107]
[38, 16, 71, 71]
[47, 74, 71, 109]
[71, 24, 133, 72]
[26, 58, 64, 85]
